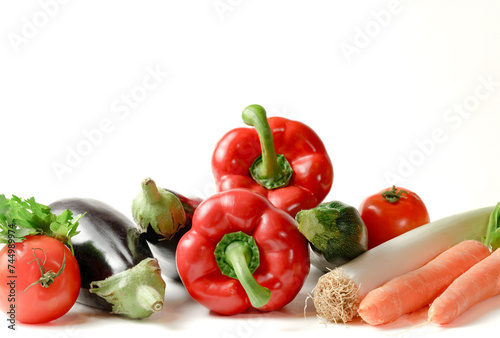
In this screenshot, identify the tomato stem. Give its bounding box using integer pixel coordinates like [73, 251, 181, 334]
[22, 248, 66, 293]
[381, 186, 408, 204]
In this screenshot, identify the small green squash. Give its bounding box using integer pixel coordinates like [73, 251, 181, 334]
[296, 200, 368, 272]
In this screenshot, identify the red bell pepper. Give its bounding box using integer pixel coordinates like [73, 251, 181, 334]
[212, 104, 333, 217]
[175, 188, 310, 315]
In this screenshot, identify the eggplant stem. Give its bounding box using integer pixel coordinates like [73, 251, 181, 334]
[141, 178, 162, 202]
[136, 285, 164, 313]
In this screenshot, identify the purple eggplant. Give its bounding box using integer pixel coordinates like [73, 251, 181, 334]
[49, 197, 166, 319]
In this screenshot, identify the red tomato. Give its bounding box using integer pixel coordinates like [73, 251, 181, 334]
[0, 235, 80, 324]
[359, 186, 430, 249]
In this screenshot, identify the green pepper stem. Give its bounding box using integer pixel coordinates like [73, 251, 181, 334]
[242, 104, 293, 189]
[224, 241, 271, 308]
[242, 105, 279, 179]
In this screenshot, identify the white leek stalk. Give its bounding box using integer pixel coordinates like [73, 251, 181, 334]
[312, 206, 495, 323]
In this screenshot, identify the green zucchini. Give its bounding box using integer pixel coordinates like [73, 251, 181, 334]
[295, 200, 368, 272]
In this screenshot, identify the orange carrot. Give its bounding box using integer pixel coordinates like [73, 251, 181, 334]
[428, 247, 500, 325]
[358, 240, 491, 325]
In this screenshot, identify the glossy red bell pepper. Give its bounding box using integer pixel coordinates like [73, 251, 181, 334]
[212, 104, 333, 217]
[175, 188, 310, 315]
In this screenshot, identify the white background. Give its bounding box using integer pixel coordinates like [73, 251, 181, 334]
[1, 1, 500, 337]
